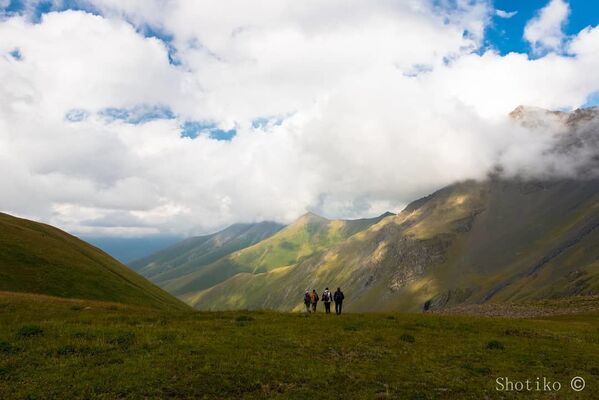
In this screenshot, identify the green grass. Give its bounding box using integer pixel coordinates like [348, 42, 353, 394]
[0, 212, 189, 311]
[1, 292, 597, 399]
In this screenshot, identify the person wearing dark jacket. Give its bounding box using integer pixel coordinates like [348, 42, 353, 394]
[321, 287, 333, 314]
[310, 289, 319, 312]
[304, 290, 311, 313]
[334, 287, 345, 315]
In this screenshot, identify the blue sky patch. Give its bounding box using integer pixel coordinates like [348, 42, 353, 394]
[403, 63, 433, 77]
[2, 0, 27, 14]
[65, 109, 89, 122]
[180, 121, 215, 139]
[251, 116, 285, 130]
[99, 105, 175, 125]
[209, 129, 236, 141]
[180, 121, 237, 141]
[32, 0, 52, 22]
[8, 48, 22, 60]
[139, 24, 180, 65]
[487, 0, 599, 56]
[2, 1, 597, 62]
[1, 0, 102, 22]
[55, 0, 102, 16]
[583, 92, 599, 108]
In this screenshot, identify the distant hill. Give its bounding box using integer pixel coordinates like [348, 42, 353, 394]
[83, 235, 182, 263]
[187, 179, 599, 311]
[135, 213, 393, 299]
[0, 212, 189, 311]
[130, 222, 285, 288]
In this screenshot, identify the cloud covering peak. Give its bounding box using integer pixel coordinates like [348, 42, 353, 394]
[0, 0, 598, 237]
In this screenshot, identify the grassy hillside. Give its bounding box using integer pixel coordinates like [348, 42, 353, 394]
[163, 212, 393, 297]
[188, 179, 599, 311]
[0, 212, 189, 311]
[0, 291, 597, 399]
[130, 222, 284, 285]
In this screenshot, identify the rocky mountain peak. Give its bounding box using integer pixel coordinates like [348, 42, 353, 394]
[509, 105, 599, 129]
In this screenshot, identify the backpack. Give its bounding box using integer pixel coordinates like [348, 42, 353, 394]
[304, 293, 311, 303]
[322, 291, 330, 302]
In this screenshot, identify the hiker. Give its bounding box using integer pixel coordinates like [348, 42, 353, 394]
[321, 287, 333, 314]
[334, 287, 345, 315]
[304, 290, 312, 313]
[310, 289, 319, 312]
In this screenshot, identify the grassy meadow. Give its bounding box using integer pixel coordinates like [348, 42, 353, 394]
[1, 291, 598, 399]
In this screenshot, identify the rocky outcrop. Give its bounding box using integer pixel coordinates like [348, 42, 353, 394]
[424, 288, 474, 311]
[388, 235, 453, 291]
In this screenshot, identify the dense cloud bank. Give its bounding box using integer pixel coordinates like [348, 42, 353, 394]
[0, 0, 598, 236]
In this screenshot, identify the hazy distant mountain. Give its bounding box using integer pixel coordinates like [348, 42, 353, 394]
[83, 235, 182, 264]
[0, 212, 189, 311]
[130, 222, 285, 287]
[135, 213, 393, 299]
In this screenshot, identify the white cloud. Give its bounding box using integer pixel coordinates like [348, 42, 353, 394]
[495, 9, 517, 19]
[524, 0, 570, 54]
[0, 1, 598, 237]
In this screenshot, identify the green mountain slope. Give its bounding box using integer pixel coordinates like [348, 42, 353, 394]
[187, 179, 599, 311]
[161, 212, 394, 297]
[130, 222, 284, 285]
[0, 212, 190, 311]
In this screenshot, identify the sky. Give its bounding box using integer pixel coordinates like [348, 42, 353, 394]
[0, 0, 598, 237]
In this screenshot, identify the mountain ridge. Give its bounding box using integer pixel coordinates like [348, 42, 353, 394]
[133, 211, 395, 299]
[130, 221, 285, 282]
[184, 178, 599, 311]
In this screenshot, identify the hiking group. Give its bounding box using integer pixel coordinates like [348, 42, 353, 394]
[304, 287, 345, 315]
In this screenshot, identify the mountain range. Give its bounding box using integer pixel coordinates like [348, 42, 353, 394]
[128, 106, 599, 312]
[130, 213, 392, 299]
[130, 222, 285, 291]
[131, 178, 598, 312]
[1, 106, 597, 314]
